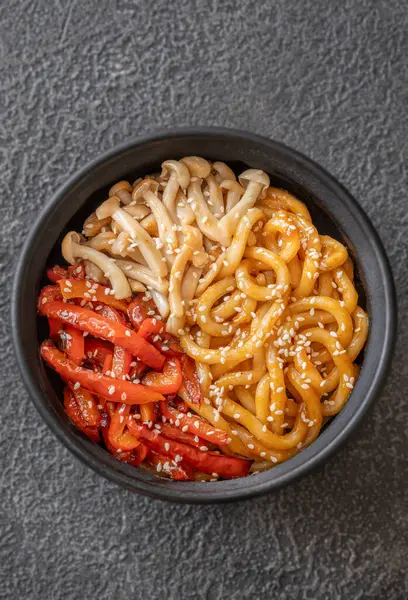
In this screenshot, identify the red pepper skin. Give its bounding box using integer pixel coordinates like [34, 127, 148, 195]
[160, 403, 228, 446]
[140, 403, 156, 423]
[147, 451, 194, 481]
[48, 317, 63, 341]
[99, 305, 133, 378]
[150, 332, 184, 357]
[58, 278, 129, 312]
[39, 301, 165, 370]
[179, 355, 202, 404]
[62, 324, 84, 366]
[84, 339, 113, 370]
[68, 263, 86, 280]
[127, 295, 156, 330]
[137, 317, 164, 339]
[108, 404, 141, 451]
[129, 361, 148, 379]
[47, 265, 68, 283]
[127, 422, 251, 479]
[40, 340, 164, 404]
[173, 397, 188, 412]
[63, 386, 100, 443]
[37, 285, 62, 310]
[142, 359, 182, 394]
[158, 423, 203, 448]
[69, 383, 101, 427]
[101, 411, 147, 463]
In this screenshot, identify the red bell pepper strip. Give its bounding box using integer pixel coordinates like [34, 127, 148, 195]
[39, 302, 165, 370]
[147, 451, 194, 481]
[62, 324, 84, 366]
[151, 332, 184, 357]
[69, 383, 101, 427]
[173, 397, 188, 412]
[99, 305, 133, 378]
[68, 263, 86, 280]
[48, 317, 63, 341]
[47, 265, 68, 283]
[57, 278, 130, 313]
[100, 410, 147, 464]
[142, 358, 182, 394]
[158, 422, 204, 448]
[108, 404, 141, 451]
[160, 403, 228, 446]
[40, 340, 164, 404]
[140, 403, 156, 423]
[129, 360, 148, 379]
[179, 355, 202, 404]
[127, 295, 157, 330]
[37, 285, 62, 310]
[63, 386, 100, 443]
[137, 317, 164, 339]
[127, 422, 251, 478]
[84, 338, 113, 370]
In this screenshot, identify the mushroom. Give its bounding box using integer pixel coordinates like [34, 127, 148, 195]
[161, 160, 191, 223]
[96, 196, 167, 278]
[180, 156, 211, 179]
[220, 179, 245, 212]
[83, 260, 107, 284]
[61, 232, 131, 299]
[131, 178, 160, 204]
[187, 179, 230, 247]
[129, 280, 147, 293]
[175, 189, 196, 226]
[212, 161, 236, 184]
[123, 205, 151, 220]
[114, 259, 169, 294]
[109, 181, 132, 205]
[82, 211, 111, 237]
[219, 169, 270, 237]
[140, 180, 179, 262]
[140, 213, 159, 237]
[86, 231, 116, 252]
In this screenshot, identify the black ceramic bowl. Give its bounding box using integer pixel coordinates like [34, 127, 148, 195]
[12, 128, 397, 503]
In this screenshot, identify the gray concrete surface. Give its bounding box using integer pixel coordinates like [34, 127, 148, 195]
[1, 0, 407, 598]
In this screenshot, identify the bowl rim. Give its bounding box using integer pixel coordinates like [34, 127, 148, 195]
[11, 127, 397, 503]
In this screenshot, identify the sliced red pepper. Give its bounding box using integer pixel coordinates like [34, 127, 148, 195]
[142, 358, 182, 394]
[128, 443, 148, 466]
[127, 422, 251, 479]
[137, 317, 164, 339]
[140, 403, 156, 423]
[48, 317, 63, 341]
[40, 340, 164, 404]
[147, 451, 194, 481]
[63, 386, 100, 443]
[129, 360, 148, 379]
[101, 410, 147, 463]
[57, 278, 129, 313]
[37, 285, 62, 310]
[150, 331, 184, 357]
[99, 305, 132, 378]
[84, 338, 113, 370]
[107, 404, 140, 451]
[160, 403, 228, 446]
[68, 263, 86, 280]
[39, 302, 165, 370]
[159, 422, 203, 448]
[61, 324, 84, 366]
[47, 265, 68, 283]
[179, 355, 202, 404]
[127, 295, 156, 330]
[69, 383, 101, 427]
[173, 397, 188, 412]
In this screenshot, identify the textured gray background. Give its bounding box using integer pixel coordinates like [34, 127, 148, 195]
[1, 0, 407, 598]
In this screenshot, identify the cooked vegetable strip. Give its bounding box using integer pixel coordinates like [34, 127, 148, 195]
[63, 386, 100, 443]
[57, 278, 129, 312]
[147, 451, 194, 480]
[127, 422, 250, 478]
[160, 403, 228, 446]
[39, 301, 165, 370]
[142, 359, 182, 394]
[41, 340, 164, 404]
[62, 324, 84, 366]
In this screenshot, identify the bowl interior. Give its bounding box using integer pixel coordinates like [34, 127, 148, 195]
[15, 130, 394, 503]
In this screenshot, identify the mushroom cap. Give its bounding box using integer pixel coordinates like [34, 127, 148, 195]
[180, 156, 211, 179]
[61, 231, 82, 265]
[238, 169, 270, 191]
[212, 161, 236, 183]
[219, 179, 245, 194]
[109, 181, 132, 197]
[161, 160, 190, 191]
[131, 178, 160, 203]
[96, 196, 120, 219]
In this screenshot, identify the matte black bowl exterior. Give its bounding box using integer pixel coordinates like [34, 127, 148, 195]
[12, 128, 397, 503]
